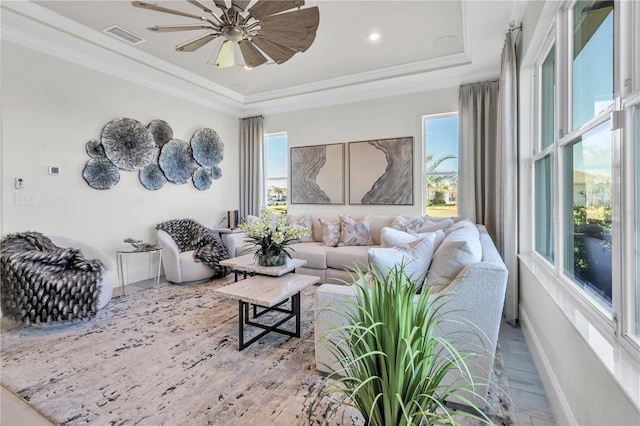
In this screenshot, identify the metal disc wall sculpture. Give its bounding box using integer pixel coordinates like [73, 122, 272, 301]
[159, 139, 198, 185]
[191, 128, 224, 168]
[82, 119, 223, 191]
[102, 118, 156, 171]
[139, 163, 167, 190]
[193, 167, 213, 190]
[86, 139, 106, 158]
[148, 119, 173, 148]
[83, 158, 120, 190]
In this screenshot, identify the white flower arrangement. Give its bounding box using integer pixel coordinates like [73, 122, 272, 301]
[239, 208, 310, 259]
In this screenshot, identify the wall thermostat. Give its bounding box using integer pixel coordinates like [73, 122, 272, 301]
[48, 166, 60, 175]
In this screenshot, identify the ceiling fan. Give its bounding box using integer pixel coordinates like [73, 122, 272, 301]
[131, 1, 320, 69]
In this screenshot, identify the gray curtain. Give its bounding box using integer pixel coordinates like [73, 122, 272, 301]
[239, 116, 265, 222]
[458, 30, 519, 324]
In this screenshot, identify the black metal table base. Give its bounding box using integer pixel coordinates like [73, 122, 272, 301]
[238, 292, 301, 351]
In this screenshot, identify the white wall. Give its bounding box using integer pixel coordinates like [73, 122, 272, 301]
[265, 87, 459, 218]
[1, 41, 239, 283]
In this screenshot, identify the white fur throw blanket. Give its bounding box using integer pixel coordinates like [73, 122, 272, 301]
[0, 232, 103, 324]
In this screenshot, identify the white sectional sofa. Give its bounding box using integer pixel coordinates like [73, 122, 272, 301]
[226, 212, 508, 408]
[226, 214, 454, 284]
[314, 223, 508, 408]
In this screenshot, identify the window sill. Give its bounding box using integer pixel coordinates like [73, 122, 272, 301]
[519, 253, 640, 412]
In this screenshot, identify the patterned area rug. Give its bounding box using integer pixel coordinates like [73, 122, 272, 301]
[1, 276, 516, 425]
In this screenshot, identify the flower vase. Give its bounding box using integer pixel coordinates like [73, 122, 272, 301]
[258, 252, 287, 267]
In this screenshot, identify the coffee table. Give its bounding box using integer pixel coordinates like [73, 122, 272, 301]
[213, 273, 320, 350]
[219, 253, 307, 281]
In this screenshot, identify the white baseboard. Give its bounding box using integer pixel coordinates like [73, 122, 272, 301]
[519, 305, 578, 426]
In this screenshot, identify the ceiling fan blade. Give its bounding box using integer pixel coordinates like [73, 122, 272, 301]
[149, 24, 217, 32]
[259, 7, 319, 34]
[238, 40, 268, 68]
[259, 29, 315, 52]
[231, 0, 251, 11]
[249, 0, 305, 20]
[214, 40, 236, 68]
[176, 33, 220, 52]
[252, 37, 297, 63]
[213, 0, 228, 10]
[132, 1, 205, 21]
[186, 0, 214, 14]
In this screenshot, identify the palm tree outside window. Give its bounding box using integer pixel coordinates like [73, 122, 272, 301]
[423, 114, 459, 217]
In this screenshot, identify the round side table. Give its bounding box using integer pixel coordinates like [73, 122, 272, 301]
[116, 246, 163, 295]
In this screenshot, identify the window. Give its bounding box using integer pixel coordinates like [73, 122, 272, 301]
[572, 0, 614, 129]
[541, 46, 556, 149]
[563, 121, 612, 310]
[264, 133, 287, 214]
[532, 0, 640, 345]
[535, 154, 554, 263]
[423, 114, 458, 217]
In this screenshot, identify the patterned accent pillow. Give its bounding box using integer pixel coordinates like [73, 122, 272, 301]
[318, 218, 341, 247]
[286, 214, 314, 242]
[391, 215, 426, 234]
[338, 214, 374, 246]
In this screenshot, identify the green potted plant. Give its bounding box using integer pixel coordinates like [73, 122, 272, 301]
[238, 208, 310, 266]
[313, 264, 492, 425]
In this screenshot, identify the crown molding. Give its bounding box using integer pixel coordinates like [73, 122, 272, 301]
[1, 1, 246, 116]
[1, 1, 494, 117]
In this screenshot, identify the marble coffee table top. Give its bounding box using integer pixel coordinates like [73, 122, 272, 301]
[213, 274, 320, 307]
[219, 253, 307, 277]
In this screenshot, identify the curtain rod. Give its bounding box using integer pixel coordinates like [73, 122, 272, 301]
[509, 23, 522, 32]
[240, 115, 264, 120]
[459, 78, 499, 88]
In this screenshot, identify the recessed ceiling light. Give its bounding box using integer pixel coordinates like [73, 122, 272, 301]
[368, 32, 381, 42]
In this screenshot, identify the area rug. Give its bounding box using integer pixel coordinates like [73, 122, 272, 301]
[1, 277, 515, 425]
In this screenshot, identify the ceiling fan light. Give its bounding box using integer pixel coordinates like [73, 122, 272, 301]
[214, 40, 236, 68]
[221, 25, 244, 42]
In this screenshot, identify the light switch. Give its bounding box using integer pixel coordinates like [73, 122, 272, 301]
[16, 191, 39, 205]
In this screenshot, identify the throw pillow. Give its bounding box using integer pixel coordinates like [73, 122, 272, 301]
[338, 215, 374, 246]
[367, 233, 437, 290]
[444, 218, 479, 238]
[286, 214, 314, 242]
[391, 215, 425, 234]
[418, 218, 454, 233]
[318, 218, 341, 247]
[426, 232, 482, 289]
[381, 226, 446, 252]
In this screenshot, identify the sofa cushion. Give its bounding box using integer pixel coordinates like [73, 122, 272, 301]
[286, 214, 314, 242]
[318, 218, 341, 247]
[381, 227, 445, 251]
[326, 245, 371, 272]
[338, 215, 374, 246]
[426, 225, 482, 288]
[288, 242, 328, 269]
[367, 233, 436, 289]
